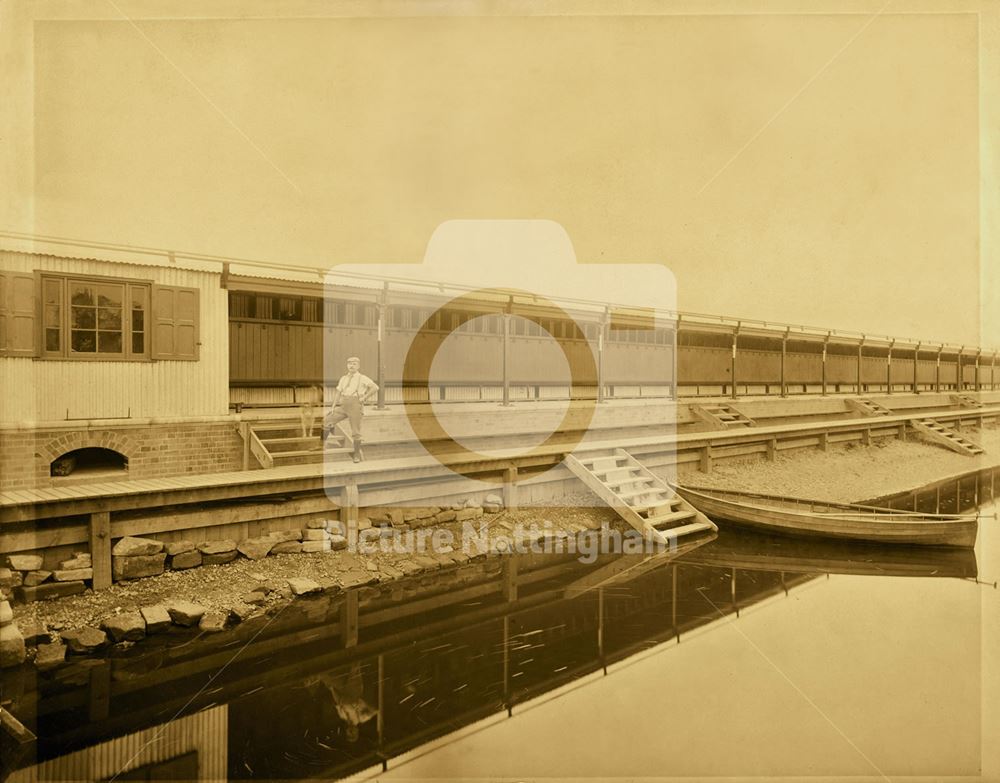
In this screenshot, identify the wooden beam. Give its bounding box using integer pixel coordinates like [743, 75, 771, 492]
[340, 590, 359, 648]
[89, 511, 112, 590]
[341, 481, 359, 527]
[503, 465, 519, 511]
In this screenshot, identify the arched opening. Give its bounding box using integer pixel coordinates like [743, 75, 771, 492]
[50, 447, 128, 478]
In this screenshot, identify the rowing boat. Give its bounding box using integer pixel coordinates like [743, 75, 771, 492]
[670, 484, 979, 547]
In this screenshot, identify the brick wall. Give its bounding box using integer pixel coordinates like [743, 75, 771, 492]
[0, 421, 247, 490]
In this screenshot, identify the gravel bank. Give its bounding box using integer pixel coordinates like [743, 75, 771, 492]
[682, 423, 1000, 503]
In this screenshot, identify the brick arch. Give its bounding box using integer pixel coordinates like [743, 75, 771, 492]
[41, 430, 137, 464]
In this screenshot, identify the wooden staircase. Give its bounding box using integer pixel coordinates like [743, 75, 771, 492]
[564, 448, 718, 545]
[846, 398, 892, 417]
[690, 403, 755, 430]
[239, 421, 353, 468]
[951, 394, 983, 409]
[910, 418, 984, 457]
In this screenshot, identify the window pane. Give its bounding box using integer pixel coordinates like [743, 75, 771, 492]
[44, 279, 62, 304]
[71, 285, 95, 306]
[71, 330, 96, 352]
[132, 332, 144, 354]
[97, 284, 123, 307]
[45, 329, 60, 352]
[98, 332, 122, 353]
[133, 309, 144, 330]
[72, 307, 96, 329]
[44, 305, 60, 327]
[98, 307, 122, 330]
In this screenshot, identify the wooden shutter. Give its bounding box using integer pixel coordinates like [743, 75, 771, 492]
[0, 271, 38, 356]
[152, 285, 199, 360]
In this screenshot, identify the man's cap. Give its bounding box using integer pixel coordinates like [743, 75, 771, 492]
[347, 356, 360, 363]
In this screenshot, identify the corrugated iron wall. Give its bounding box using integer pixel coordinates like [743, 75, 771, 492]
[7, 705, 228, 782]
[0, 252, 228, 423]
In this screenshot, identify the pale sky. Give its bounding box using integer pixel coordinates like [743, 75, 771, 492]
[2, 1, 997, 347]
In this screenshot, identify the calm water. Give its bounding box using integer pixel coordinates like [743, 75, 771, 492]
[3, 475, 998, 782]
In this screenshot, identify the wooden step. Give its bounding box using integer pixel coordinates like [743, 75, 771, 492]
[647, 510, 696, 529]
[651, 521, 716, 539]
[635, 497, 683, 516]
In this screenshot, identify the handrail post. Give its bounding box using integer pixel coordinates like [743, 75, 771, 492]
[912, 342, 920, 394]
[956, 346, 963, 391]
[886, 338, 894, 395]
[502, 297, 512, 407]
[821, 332, 830, 396]
[598, 306, 608, 404]
[857, 336, 865, 394]
[936, 345, 943, 393]
[780, 327, 788, 397]
[731, 323, 740, 400]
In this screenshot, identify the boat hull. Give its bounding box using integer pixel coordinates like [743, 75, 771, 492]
[673, 486, 979, 548]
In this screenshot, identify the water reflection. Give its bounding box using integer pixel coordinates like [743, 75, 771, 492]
[2, 471, 994, 782]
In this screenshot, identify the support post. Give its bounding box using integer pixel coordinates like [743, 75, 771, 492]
[818, 431, 829, 452]
[89, 511, 112, 590]
[503, 464, 519, 511]
[975, 349, 981, 392]
[766, 438, 777, 461]
[376, 283, 388, 409]
[340, 590, 359, 648]
[241, 421, 250, 471]
[670, 316, 680, 400]
[956, 347, 963, 391]
[886, 339, 894, 395]
[340, 480, 359, 529]
[731, 324, 739, 400]
[597, 307, 608, 403]
[700, 445, 713, 473]
[780, 327, 788, 397]
[936, 345, 943, 393]
[821, 332, 830, 396]
[503, 557, 518, 602]
[502, 298, 512, 407]
[913, 343, 920, 393]
[862, 428, 871, 446]
[857, 336, 865, 394]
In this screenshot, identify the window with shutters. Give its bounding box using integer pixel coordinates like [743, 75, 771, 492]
[39, 275, 150, 360]
[0, 271, 200, 361]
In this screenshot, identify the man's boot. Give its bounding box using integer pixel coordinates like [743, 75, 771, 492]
[352, 436, 363, 463]
[320, 427, 329, 449]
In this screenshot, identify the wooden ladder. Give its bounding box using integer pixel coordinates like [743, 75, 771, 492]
[564, 448, 718, 544]
[240, 421, 352, 468]
[690, 403, 755, 430]
[950, 394, 983, 409]
[846, 398, 892, 417]
[910, 418, 984, 456]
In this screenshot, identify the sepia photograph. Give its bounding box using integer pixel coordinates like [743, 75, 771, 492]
[1, 1, 998, 781]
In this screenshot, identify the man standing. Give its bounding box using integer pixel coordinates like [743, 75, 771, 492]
[322, 357, 379, 462]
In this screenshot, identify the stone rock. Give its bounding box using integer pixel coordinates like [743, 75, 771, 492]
[242, 591, 267, 606]
[8, 555, 43, 572]
[199, 612, 228, 633]
[395, 560, 423, 576]
[388, 510, 407, 528]
[483, 504, 502, 513]
[329, 534, 349, 551]
[412, 555, 441, 571]
[403, 507, 438, 522]
[237, 537, 274, 560]
[379, 563, 404, 580]
[301, 540, 330, 553]
[59, 555, 91, 570]
[305, 519, 329, 529]
[485, 493, 503, 507]
[53, 568, 94, 582]
[435, 509, 458, 523]
[302, 529, 330, 541]
[34, 641, 66, 670]
[19, 620, 49, 646]
[170, 551, 202, 570]
[0, 568, 21, 589]
[0, 624, 26, 667]
[165, 540, 195, 556]
[270, 541, 304, 555]
[60, 626, 107, 654]
[112, 536, 163, 557]
[364, 560, 379, 572]
[140, 605, 172, 633]
[202, 551, 237, 566]
[15, 581, 86, 602]
[113, 553, 166, 581]
[167, 601, 207, 627]
[465, 498, 482, 509]
[357, 516, 373, 530]
[101, 612, 146, 642]
[287, 578, 322, 596]
[24, 570, 52, 587]
[455, 507, 484, 522]
[327, 520, 347, 536]
[266, 529, 302, 543]
[339, 570, 377, 589]
[450, 502, 466, 511]
[0, 601, 12, 625]
[197, 540, 238, 555]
